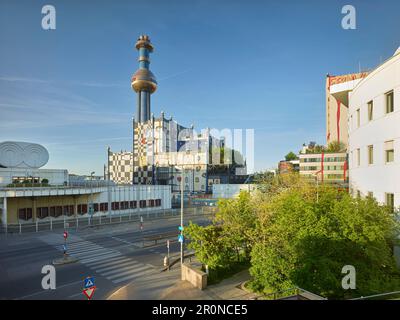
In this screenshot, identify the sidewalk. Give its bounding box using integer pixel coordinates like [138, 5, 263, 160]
[160, 269, 258, 300]
[107, 263, 258, 300]
[108, 265, 182, 300]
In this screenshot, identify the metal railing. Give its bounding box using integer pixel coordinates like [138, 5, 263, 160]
[258, 287, 327, 300]
[349, 290, 400, 300]
[0, 206, 217, 235]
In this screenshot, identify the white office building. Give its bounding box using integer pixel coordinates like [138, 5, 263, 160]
[348, 47, 400, 210]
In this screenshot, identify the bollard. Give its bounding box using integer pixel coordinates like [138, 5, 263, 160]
[50, 219, 53, 231]
[120, 215, 122, 223]
[19, 223, 22, 234]
[76, 218, 78, 230]
[99, 215, 102, 225]
[36, 221, 38, 232]
[129, 213, 131, 221]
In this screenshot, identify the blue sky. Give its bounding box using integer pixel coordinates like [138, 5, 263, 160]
[0, 0, 399, 175]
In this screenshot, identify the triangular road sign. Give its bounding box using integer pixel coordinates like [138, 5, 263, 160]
[83, 286, 96, 300]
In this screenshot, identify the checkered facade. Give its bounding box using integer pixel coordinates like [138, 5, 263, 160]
[107, 151, 133, 184]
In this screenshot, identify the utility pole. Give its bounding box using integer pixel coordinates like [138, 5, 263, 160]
[180, 167, 184, 266]
[89, 171, 95, 225]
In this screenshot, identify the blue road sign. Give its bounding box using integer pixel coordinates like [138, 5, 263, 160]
[178, 226, 183, 231]
[178, 234, 184, 243]
[84, 276, 95, 288]
[62, 244, 67, 252]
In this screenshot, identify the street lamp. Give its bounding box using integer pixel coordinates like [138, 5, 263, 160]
[179, 152, 195, 266]
[180, 169, 184, 265]
[314, 170, 322, 203]
[89, 171, 95, 225]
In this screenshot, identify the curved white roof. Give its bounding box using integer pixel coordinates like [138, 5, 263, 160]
[0, 141, 49, 169]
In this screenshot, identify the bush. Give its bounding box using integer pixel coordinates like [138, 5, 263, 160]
[249, 176, 400, 299]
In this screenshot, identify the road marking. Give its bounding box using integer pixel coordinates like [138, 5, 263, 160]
[96, 260, 140, 273]
[67, 245, 104, 253]
[73, 248, 113, 258]
[80, 252, 122, 264]
[87, 256, 131, 268]
[112, 268, 156, 284]
[15, 280, 82, 300]
[102, 264, 147, 277]
[107, 265, 151, 280]
[77, 250, 119, 261]
[111, 236, 134, 245]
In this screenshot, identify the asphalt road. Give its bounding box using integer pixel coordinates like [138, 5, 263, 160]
[0, 212, 211, 300]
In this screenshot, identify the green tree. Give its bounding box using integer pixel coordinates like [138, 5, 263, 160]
[249, 176, 400, 299]
[326, 140, 346, 153]
[185, 222, 235, 269]
[285, 151, 298, 161]
[215, 191, 256, 260]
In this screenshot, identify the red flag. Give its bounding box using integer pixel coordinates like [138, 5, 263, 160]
[336, 99, 341, 143]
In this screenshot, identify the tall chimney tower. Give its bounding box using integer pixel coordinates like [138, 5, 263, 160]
[131, 35, 157, 123]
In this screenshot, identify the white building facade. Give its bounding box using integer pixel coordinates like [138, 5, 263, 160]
[348, 48, 400, 210]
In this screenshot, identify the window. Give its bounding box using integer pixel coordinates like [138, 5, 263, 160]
[385, 140, 394, 163]
[63, 206, 69, 216]
[63, 205, 74, 217]
[356, 109, 360, 128]
[77, 204, 87, 215]
[49, 206, 61, 218]
[129, 201, 137, 209]
[386, 193, 395, 212]
[55, 206, 62, 217]
[368, 191, 374, 198]
[37, 207, 49, 219]
[367, 101, 373, 121]
[18, 208, 33, 221]
[100, 203, 108, 211]
[386, 91, 394, 114]
[139, 200, 146, 208]
[368, 145, 374, 165]
[357, 148, 360, 166]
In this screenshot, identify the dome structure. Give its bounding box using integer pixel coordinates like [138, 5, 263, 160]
[131, 68, 157, 93]
[0, 141, 49, 168]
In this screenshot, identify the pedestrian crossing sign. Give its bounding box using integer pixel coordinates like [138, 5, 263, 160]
[178, 234, 184, 243]
[84, 276, 95, 288]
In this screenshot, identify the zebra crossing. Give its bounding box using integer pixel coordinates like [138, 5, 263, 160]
[40, 233, 157, 284]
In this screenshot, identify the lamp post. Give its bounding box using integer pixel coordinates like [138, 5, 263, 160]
[314, 170, 322, 203]
[89, 171, 95, 225]
[180, 168, 184, 265]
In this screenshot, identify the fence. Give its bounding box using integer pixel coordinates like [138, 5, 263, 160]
[0, 206, 217, 235]
[259, 287, 327, 300]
